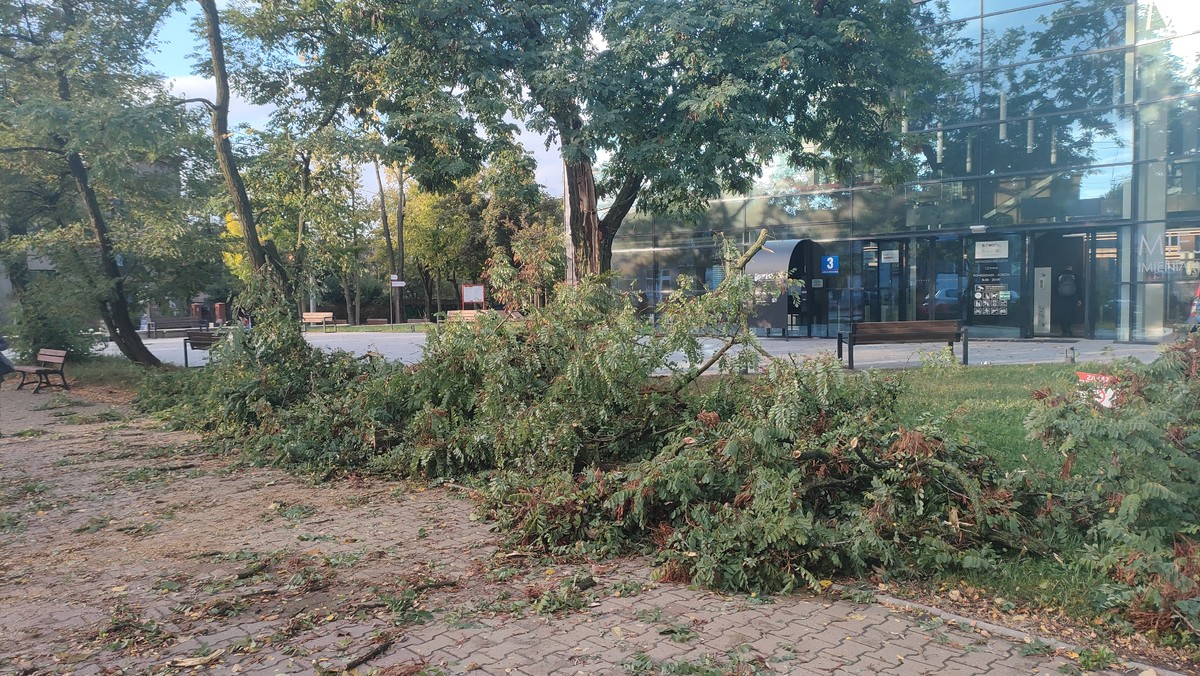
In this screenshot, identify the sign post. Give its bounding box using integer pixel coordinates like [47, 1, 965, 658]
[388, 275, 406, 324]
[461, 284, 485, 312]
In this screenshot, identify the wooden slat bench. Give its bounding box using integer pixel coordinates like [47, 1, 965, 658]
[14, 348, 69, 393]
[837, 320, 967, 370]
[183, 331, 221, 368]
[444, 310, 480, 322]
[302, 311, 337, 333]
[365, 318, 388, 326]
[148, 316, 208, 339]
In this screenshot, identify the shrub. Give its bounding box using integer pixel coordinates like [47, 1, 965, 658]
[1026, 335, 1200, 635]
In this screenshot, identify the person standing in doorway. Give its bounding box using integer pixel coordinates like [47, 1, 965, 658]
[1057, 265, 1081, 336]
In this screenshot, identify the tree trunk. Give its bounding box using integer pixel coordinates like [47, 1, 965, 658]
[419, 265, 432, 319]
[50, 49, 158, 366]
[294, 151, 312, 318]
[198, 0, 291, 297]
[353, 271, 361, 325]
[435, 275, 443, 315]
[394, 163, 407, 323]
[373, 160, 398, 323]
[598, 173, 645, 272]
[562, 159, 602, 283]
[342, 277, 353, 326]
[65, 152, 161, 366]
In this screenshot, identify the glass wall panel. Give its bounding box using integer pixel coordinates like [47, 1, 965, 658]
[911, 237, 966, 322]
[1090, 230, 1124, 338]
[983, 0, 1054, 14]
[980, 167, 1131, 225]
[983, 0, 1129, 67]
[912, 127, 979, 179]
[1168, 157, 1200, 215]
[1137, 0, 1200, 41]
[981, 48, 1129, 120]
[966, 234, 1026, 337]
[930, 0, 982, 22]
[927, 18, 982, 74]
[852, 188, 907, 235]
[819, 240, 864, 337]
[975, 109, 1132, 174]
[909, 74, 981, 131]
[906, 180, 979, 229]
[1138, 34, 1200, 101]
[1164, 225, 1200, 329]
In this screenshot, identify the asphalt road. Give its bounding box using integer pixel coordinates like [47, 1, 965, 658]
[102, 328, 1166, 370]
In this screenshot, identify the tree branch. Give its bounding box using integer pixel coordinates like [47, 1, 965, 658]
[0, 145, 64, 156]
[730, 228, 771, 276]
[177, 97, 217, 111]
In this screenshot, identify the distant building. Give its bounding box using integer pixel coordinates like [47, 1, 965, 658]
[613, 0, 1200, 341]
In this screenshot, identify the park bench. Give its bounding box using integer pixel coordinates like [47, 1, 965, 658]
[302, 311, 337, 333]
[148, 316, 207, 339]
[13, 348, 69, 393]
[444, 310, 480, 322]
[183, 331, 221, 368]
[365, 318, 388, 325]
[837, 320, 967, 370]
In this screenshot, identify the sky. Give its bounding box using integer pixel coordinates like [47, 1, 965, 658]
[147, 4, 565, 197]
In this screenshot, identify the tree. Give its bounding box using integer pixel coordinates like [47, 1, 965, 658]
[245, 0, 936, 279]
[195, 0, 291, 296]
[0, 0, 198, 366]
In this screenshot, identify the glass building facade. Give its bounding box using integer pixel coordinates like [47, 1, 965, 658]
[611, 0, 1200, 341]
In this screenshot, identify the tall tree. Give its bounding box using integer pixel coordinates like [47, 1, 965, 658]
[0, 0, 194, 366]
[196, 0, 291, 295]
[246, 0, 938, 280]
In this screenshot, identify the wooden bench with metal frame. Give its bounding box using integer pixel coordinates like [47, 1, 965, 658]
[183, 331, 221, 368]
[301, 311, 337, 333]
[13, 348, 69, 393]
[837, 320, 968, 370]
[148, 316, 208, 339]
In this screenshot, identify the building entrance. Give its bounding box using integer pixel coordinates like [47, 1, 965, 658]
[1032, 233, 1087, 337]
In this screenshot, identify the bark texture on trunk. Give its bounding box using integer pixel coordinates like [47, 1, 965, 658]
[563, 160, 601, 283]
[373, 160, 400, 323]
[65, 151, 161, 366]
[395, 164, 407, 322]
[199, 0, 290, 295]
[49, 44, 159, 366]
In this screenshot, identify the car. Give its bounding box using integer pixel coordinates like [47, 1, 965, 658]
[919, 287, 961, 318]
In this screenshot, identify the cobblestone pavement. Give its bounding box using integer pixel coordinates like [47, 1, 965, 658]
[0, 387, 1145, 675]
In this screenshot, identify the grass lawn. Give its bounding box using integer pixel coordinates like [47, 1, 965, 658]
[894, 362, 1127, 625]
[897, 362, 1087, 475]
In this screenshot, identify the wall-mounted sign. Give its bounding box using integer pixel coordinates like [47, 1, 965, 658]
[975, 240, 1010, 260]
[881, 250, 900, 264]
[821, 255, 839, 274]
[973, 284, 1010, 315]
[810, 278, 825, 288]
[461, 284, 485, 304]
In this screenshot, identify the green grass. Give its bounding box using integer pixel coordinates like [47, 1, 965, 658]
[67, 355, 147, 392]
[896, 363, 1084, 474]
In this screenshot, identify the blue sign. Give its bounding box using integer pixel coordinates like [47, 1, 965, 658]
[821, 255, 840, 274]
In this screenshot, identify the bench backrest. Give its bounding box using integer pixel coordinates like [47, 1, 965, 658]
[185, 331, 220, 348]
[446, 310, 479, 322]
[36, 348, 67, 366]
[852, 320, 961, 339]
[302, 312, 335, 323]
[153, 316, 205, 329]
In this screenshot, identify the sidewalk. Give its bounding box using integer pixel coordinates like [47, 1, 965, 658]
[103, 332, 1167, 369]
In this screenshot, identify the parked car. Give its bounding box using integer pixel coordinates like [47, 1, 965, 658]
[918, 287, 961, 318]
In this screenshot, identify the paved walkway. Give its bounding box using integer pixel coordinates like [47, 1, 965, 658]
[0, 388, 1166, 675]
[103, 330, 1167, 369]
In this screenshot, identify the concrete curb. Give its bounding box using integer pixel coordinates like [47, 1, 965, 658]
[838, 586, 1187, 676]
